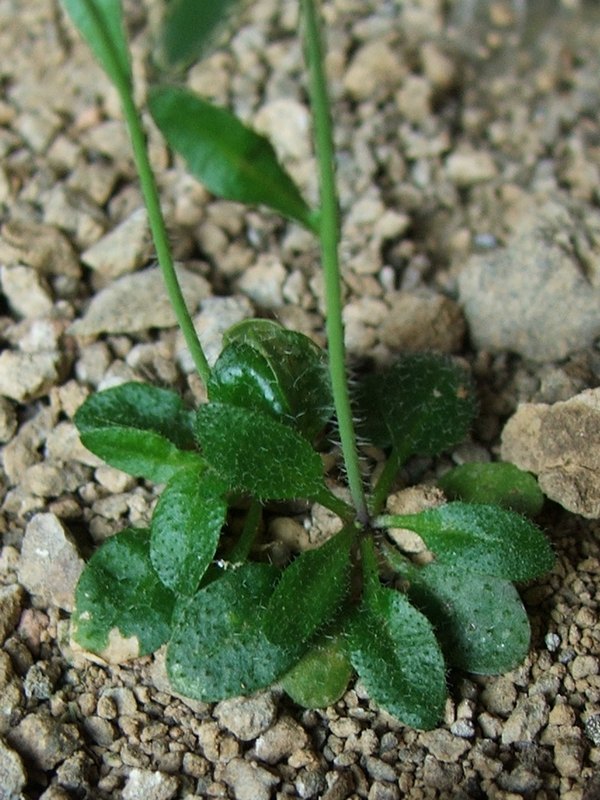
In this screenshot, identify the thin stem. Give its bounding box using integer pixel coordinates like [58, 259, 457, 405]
[312, 486, 356, 523]
[227, 500, 262, 563]
[301, 0, 367, 524]
[117, 88, 211, 385]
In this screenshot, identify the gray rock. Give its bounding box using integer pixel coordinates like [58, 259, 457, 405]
[0, 738, 27, 800]
[254, 716, 309, 764]
[237, 255, 287, 310]
[18, 513, 85, 612]
[7, 712, 80, 771]
[458, 197, 600, 361]
[81, 208, 151, 278]
[381, 290, 465, 353]
[501, 695, 549, 745]
[215, 692, 277, 741]
[0, 397, 17, 442]
[122, 768, 178, 800]
[420, 729, 470, 762]
[501, 388, 600, 518]
[222, 757, 279, 800]
[0, 220, 80, 277]
[0, 264, 53, 317]
[69, 265, 210, 336]
[0, 350, 63, 402]
[0, 585, 24, 645]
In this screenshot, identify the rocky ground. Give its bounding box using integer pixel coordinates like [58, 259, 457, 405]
[1, 0, 600, 798]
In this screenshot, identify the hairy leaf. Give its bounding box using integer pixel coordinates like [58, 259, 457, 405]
[149, 86, 316, 230]
[61, 0, 131, 88]
[167, 563, 301, 701]
[210, 319, 333, 440]
[347, 586, 446, 730]
[380, 502, 554, 582]
[356, 354, 476, 461]
[407, 563, 531, 674]
[196, 402, 326, 500]
[281, 635, 353, 709]
[438, 462, 544, 516]
[75, 382, 202, 482]
[72, 527, 175, 660]
[264, 526, 355, 647]
[150, 468, 228, 595]
[158, 0, 240, 70]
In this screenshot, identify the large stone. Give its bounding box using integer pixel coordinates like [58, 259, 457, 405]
[7, 712, 80, 771]
[81, 208, 151, 278]
[0, 739, 27, 800]
[0, 350, 63, 402]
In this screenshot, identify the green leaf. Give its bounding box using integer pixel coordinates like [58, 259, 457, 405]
[61, 0, 131, 88]
[72, 527, 175, 660]
[281, 635, 353, 709]
[263, 526, 355, 647]
[150, 468, 228, 595]
[380, 502, 554, 582]
[167, 563, 300, 701]
[75, 382, 203, 482]
[407, 563, 531, 674]
[356, 354, 476, 460]
[438, 462, 544, 516]
[210, 319, 333, 440]
[158, 0, 240, 71]
[196, 402, 327, 500]
[148, 85, 316, 231]
[347, 585, 447, 730]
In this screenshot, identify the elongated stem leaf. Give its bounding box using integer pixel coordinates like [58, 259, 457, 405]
[438, 462, 544, 516]
[347, 585, 447, 730]
[167, 563, 301, 701]
[61, 0, 131, 88]
[72, 527, 175, 661]
[148, 86, 316, 231]
[75, 382, 203, 482]
[196, 402, 327, 500]
[158, 0, 241, 71]
[378, 502, 554, 582]
[407, 563, 531, 674]
[281, 634, 353, 709]
[150, 468, 228, 595]
[263, 526, 355, 647]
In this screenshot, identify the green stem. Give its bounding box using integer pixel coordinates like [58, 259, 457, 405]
[312, 486, 356, 523]
[301, 0, 367, 524]
[227, 500, 262, 563]
[116, 85, 211, 385]
[369, 442, 412, 517]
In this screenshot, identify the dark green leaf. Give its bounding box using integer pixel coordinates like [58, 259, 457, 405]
[61, 0, 131, 88]
[281, 635, 353, 709]
[380, 502, 554, 582]
[167, 563, 301, 701]
[407, 563, 531, 674]
[196, 402, 326, 500]
[356, 354, 476, 460]
[264, 526, 355, 647]
[72, 527, 175, 660]
[347, 585, 446, 730]
[438, 462, 544, 516]
[210, 319, 333, 440]
[75, 382, 203, 482]
[150, 468, 228, 595]
[149, 86, 317, 231]
[158, 0, 240, 71]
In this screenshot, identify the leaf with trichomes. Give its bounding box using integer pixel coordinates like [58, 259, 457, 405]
[75, 382, 203, 483]
[263, 526, 355, 647]
[281, 634, 353, 709]
[438, 462, 544, 516]
[379, 501, 554, 582]
[195, 402, 327, 500]
[406, 563, 531, 674]
[72, 527, 175, 660]
[167, 563, 301, 701]
[150, 468, 228, 595]
[356, 354, 476, 462]
[210, 319, 333, 440]
[148, 86, 317, 231]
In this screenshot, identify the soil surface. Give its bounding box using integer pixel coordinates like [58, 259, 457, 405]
[1, 1, 600, 799]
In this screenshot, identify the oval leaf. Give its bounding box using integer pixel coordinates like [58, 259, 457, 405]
[347, 586, 447, 730]
[75, 382, 203, 482]
[148, 85, 316, 231]
[150, 468, 228, 595]
[212, 319, 333, 440]
[196, 402, 327, 500]
[380, 502, 555, 582]
[356, 354, 476, 461]
[158, 0, 240, 70]
[72, 527, 175, 660]
[167, 563, 300, 701]
[264, 526, 355, 647]
[408, 563, 531, 674]
[61, 0, 131, 88]
[281, 635, 353, 709]
[438, 462, 544, 516]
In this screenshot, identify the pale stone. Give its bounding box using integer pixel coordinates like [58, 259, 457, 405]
[0, 350, 63, 402]
[0, 264, 53, 317]
[81, 208, 151, 278]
